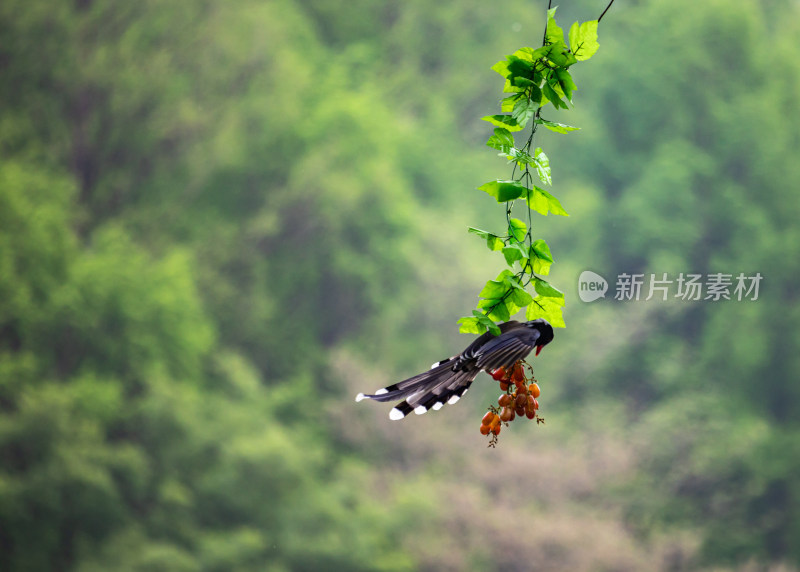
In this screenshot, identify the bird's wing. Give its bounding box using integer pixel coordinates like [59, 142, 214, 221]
[475, 328, 541, 371]
[459, 320, 524, 360]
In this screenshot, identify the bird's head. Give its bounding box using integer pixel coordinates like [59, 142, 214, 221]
[526, 319, 554, 356]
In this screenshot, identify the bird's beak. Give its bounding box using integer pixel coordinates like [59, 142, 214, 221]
[535, 345, 543, 356]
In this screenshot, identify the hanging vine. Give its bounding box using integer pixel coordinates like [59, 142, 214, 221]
[458, 3, 610, 337]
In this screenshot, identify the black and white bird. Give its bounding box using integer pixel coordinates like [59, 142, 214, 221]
[356, 319, 554, 420]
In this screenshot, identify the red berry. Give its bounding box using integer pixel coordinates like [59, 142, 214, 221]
[533, 398, 539, 410]
[500, 406, 514, 422]
[491, 424, 501, 435]
[498, 394, 512, 407]
[529, 383, 541, 398]
[525, 409, 536, 420]
[499, 381, 509, 391]
[515, 393, 527, 408]
[491, 367, 506, 381]
[481, 411, 494, 426]
[480, 424, 491, 435]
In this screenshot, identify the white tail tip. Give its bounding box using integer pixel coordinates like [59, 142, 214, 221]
[389, 408, 405, 420]
[355, 393, 366, 402]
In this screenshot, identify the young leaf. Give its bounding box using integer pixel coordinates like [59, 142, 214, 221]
[542, 82, 567, 110]
[555, 68, 577, 101]
[542, 41, 577, 68]
[472, 311, 502, 336]
[545, 7, 564, 46]
[502, 79, 526, 93]
[468, 227, 504, 251]
[533, 148, 552, 185]
[523, 185, 569, 216]
[481, 114, 524, 132]
[569, 20, 599, 61]
[536, 118, 580, 134]
[486, 128, 514, 153]
[477, 298, 511, 323]
[506, 147, 534, 167]
[479, 279, 507, 299]
[525, 295, 566, 328]
[506, 56, 536, 80]
[502, 243, 527, 266]
[512, 97, 538, 128]
[458, 316, 484, 334]
[507, 218, 527, 242]
[491, 59, 511, 78]
[478, 180, 525, 203]
[501, 93, 523, 112]
[512, 46, 549, 64]
[529, 239, 554, 275]
[509, 288, 533, 308]
[533, 277, 565, 302]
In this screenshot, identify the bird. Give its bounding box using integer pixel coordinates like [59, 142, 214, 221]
[356, 319, 554, 420]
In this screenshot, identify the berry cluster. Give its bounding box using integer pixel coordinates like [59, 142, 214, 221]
[479, 361, 543, 447]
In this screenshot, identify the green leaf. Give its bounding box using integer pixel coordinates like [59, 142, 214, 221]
[555, 68, 577, 101]
[472, 311, 502, 336]
[536, 118, 580, 134]
[542, 82, 567, 110]
[502, 79, 526, 94]
[501, 94, 523, 112]
[478, 298, 511, 323]
[525, 295, 566, 328]
[481, 114, 524, 132]
[479, 279, 507, 299]
[533, 148, 552, 185]
[478, 180, 525, 203]
[486, 128, 514, 153]
[523, 185, 569, 216]
[505, 147, 534, 167]
[542, 41, 577, 68]
[529, 239, 554, 275]
[495, 269, 515, 281]
[533, 277, 565, 302]
[508, 218, 527, 242]
[511, 97, 538, 128]
[502, 243, 527, 266]
[457, 316, 484, 334]
[545, 7, 564, 46]
[468, 227, 504, 251]
[512, 46, 549, 63]
[569, 20, 599, 61]
[491, 59, 511, 78]
[510, 288, 533, 308]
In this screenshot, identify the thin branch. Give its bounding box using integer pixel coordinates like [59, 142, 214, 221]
[541, 0, 553, 45]
[598, 0, 615, 23]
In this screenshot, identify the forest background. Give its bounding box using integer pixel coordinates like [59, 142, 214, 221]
[1, 0, 799, 570]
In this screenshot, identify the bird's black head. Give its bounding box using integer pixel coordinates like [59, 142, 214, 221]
[525, 319, 554, 356]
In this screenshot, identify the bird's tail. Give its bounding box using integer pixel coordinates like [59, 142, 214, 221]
[356, 359, 479, 420]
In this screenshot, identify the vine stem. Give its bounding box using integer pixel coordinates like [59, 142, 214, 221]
[598, 0, 615, 23]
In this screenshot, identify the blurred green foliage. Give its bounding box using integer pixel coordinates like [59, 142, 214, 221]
[1, 0, 799, 570]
